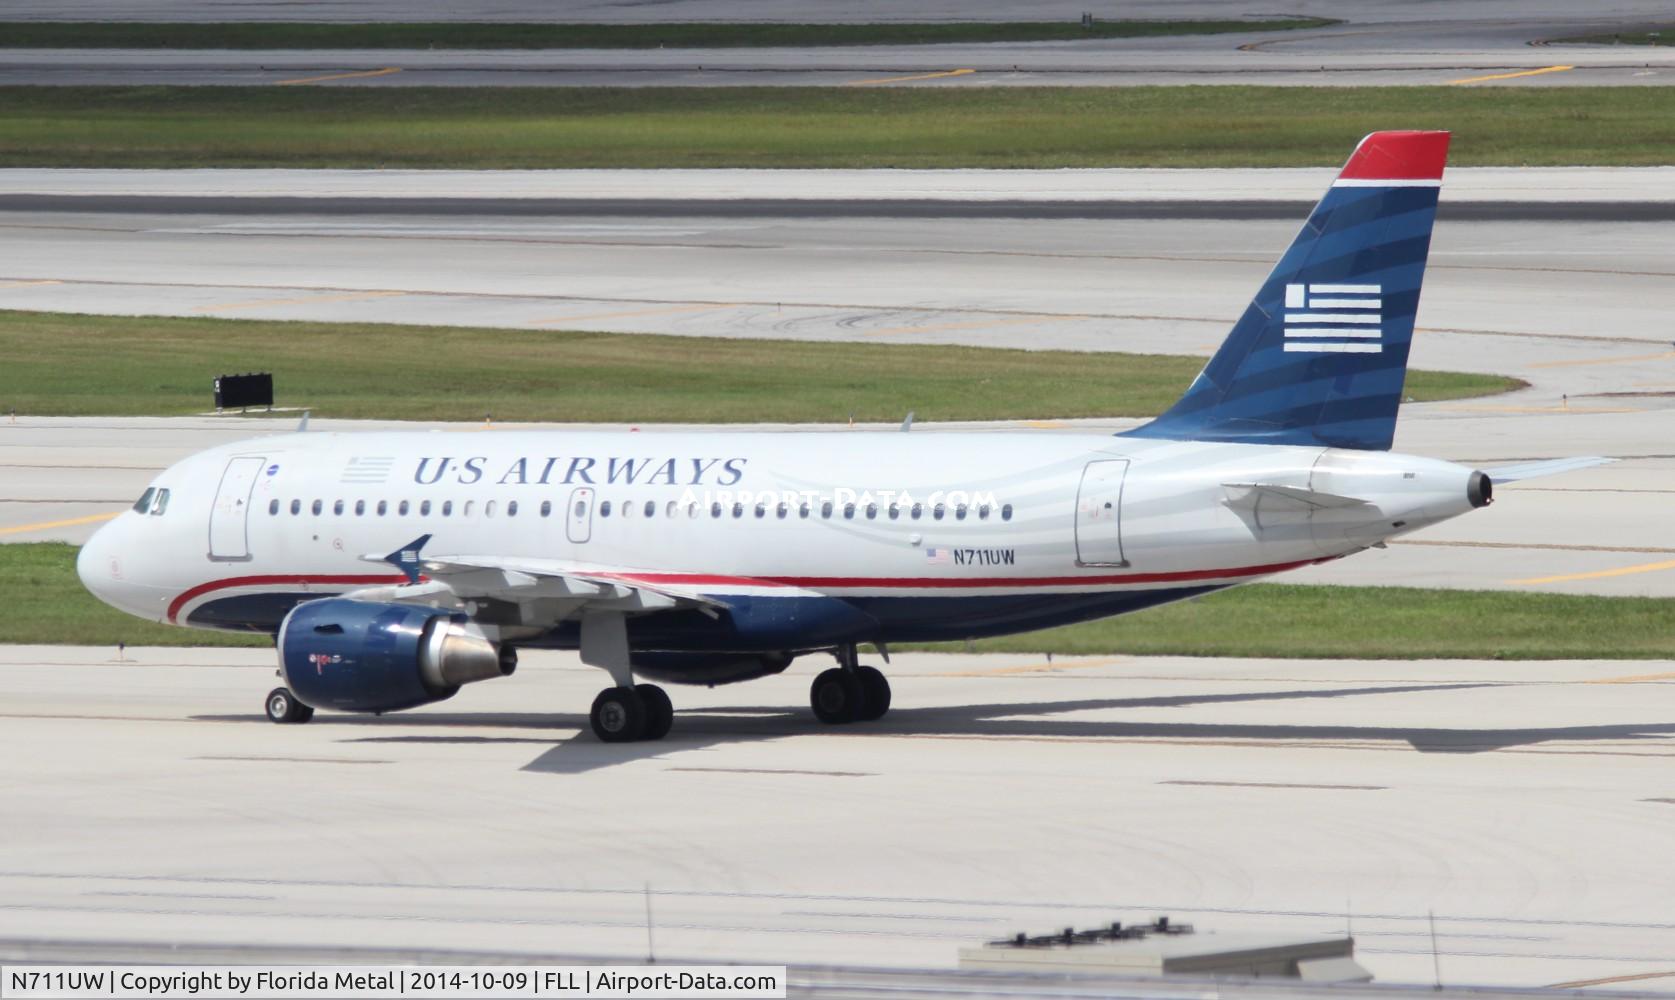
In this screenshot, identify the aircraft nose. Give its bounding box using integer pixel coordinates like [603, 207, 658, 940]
[77, 518, 120, 606]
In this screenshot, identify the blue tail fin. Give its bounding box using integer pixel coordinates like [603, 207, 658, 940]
[1124, 130, 1450, 452]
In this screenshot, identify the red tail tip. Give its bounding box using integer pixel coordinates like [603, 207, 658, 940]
[1338, 130, 1450, 182]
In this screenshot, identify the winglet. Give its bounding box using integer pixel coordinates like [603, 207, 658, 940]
[376, 533, 432, 584]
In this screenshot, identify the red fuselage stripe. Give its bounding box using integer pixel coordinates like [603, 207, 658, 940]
[164, 558, 1314, 624]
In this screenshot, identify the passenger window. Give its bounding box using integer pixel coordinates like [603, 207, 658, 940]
[268, 498, 279, 515]
[754, 503, 765, 519]
[311, 499, 322, 516]
[463, 501, 474, 517]
[978, 504, 990, 520]
[573, 500, 585, 518]
[776, 502, 788, 519]
[799, 502, 810, 519]
[955, 504, 968, 521]
[398, 500, 410, 516]
[888, 503, 900, 520]
[732, 503, 744, 519]
[334, 500, 344, 516]
[843, 503, 856, 520]
[355, 500, 366, 516]
[864, 503, 877, 520]
[486, 500, 497, 518]
[644, 500, 655, 518]
[508, 500, 519, 517]
[933, 503, 946, 521]
[687, 502, 699, 518]
[911, 503, 923, 520]
[710, 502, 721, 518]
[600, 501, 613, 517]
[443, 500, 453, 517]
[151, 489, 170, 515]
[290, 499, 301, 515]
[132, 488, 156, 514]
[1001, 503, 1014, 521]
[667, 501, 678, 518]
[821, 501, 833, 519]
[622, 500, 634, 519]
[541, 500, 552, 518]
[420, 500, 431, 516]
[376, 500, 387, 516]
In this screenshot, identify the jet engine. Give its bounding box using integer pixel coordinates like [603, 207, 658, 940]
[633, 651, 793, 686]
[278, 599, 516, 713]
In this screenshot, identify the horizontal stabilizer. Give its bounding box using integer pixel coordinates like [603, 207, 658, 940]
[1487, 456, 1615, 483]
[1223, 482, 1372, 511]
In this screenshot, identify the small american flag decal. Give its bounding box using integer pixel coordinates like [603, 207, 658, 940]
[1283, 283, 1382, 354]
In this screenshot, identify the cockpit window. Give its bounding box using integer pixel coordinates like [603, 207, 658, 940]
[132, 488, 156, 514]
[151, 489, 170, 515]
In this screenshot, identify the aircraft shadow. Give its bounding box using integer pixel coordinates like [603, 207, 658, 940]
[194, 679, 1675, 773]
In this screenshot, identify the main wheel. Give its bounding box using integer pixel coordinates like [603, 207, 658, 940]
[590, 686, 647, 742]
[855, 665, 891, 722]
[636, 683, 674, 741]
[265, 687, 313, 724]
[811, 667, 866, 724]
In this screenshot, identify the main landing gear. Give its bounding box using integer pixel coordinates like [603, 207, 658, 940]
[265, 687, 313, 724]
[810, 646, 891, 725]
[590, 683, 673, 743]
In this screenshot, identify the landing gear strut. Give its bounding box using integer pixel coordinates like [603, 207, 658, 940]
[265, 687, 313, 724]
[581, 613, 674, 742]
[810, 645, 891, 724]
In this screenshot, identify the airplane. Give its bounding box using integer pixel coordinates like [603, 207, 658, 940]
[76, 130, 1601, 743]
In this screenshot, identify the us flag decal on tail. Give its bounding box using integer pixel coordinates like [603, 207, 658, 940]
[1283, 283, 1382, 354]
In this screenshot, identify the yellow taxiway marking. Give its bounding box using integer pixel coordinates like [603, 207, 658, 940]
[194, 290, 403, 313]
[533, 303, 732, 325]
[1587, 671, 1675, 685]
[1022, 420, 1069, 429]
[1528, 350, 1675, 369]
[846, 68, 975, 87]
[0, 511, 119, 536]
[277, 67, 403, 86]
[1512, 558, 1675, 586]
[863, 315, 1048, 338]
[1449, 65, 1574, 85]
[1550, 971, 1675, 989]
[0, 279, 62, 289]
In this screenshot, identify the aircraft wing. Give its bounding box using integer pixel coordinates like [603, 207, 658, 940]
[1486, 456, 1615, 483]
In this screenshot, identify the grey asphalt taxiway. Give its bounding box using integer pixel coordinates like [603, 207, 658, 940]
[5, 646, 1675, 992]
[6, 1, 1675, 88]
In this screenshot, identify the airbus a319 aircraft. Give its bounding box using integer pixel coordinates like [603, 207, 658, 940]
[78, 131, 1597, 742]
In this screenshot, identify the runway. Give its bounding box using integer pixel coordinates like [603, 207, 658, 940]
[3, 167, 1674, 596]
[5, 1, 1675, 88]
[3, 646, 1675, 990]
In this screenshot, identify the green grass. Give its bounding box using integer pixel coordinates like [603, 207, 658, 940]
[911, 584, 1675, 660]
[0, 19, 1336, 49]
[11, 541, 1672, 658]
[2, 86, 1674, 168]
[0, 311, 1519, 423]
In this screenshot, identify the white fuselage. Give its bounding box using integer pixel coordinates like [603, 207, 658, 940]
[79, 429, 1484, 651]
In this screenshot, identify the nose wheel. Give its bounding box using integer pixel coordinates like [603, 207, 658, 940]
[264, 687, 313, 724]
[589, 683, 673, 742]
[811, 664, 891, 724]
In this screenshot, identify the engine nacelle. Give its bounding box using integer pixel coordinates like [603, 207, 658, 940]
[278, 599, 515, 713]
[633, 651, 793, 686]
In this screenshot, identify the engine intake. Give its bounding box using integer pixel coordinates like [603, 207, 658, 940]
[278, 598, 514, 713]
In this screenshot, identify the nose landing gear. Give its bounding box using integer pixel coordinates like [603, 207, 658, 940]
[264, 687, 313, 724]
[810, 646, 891, 724]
